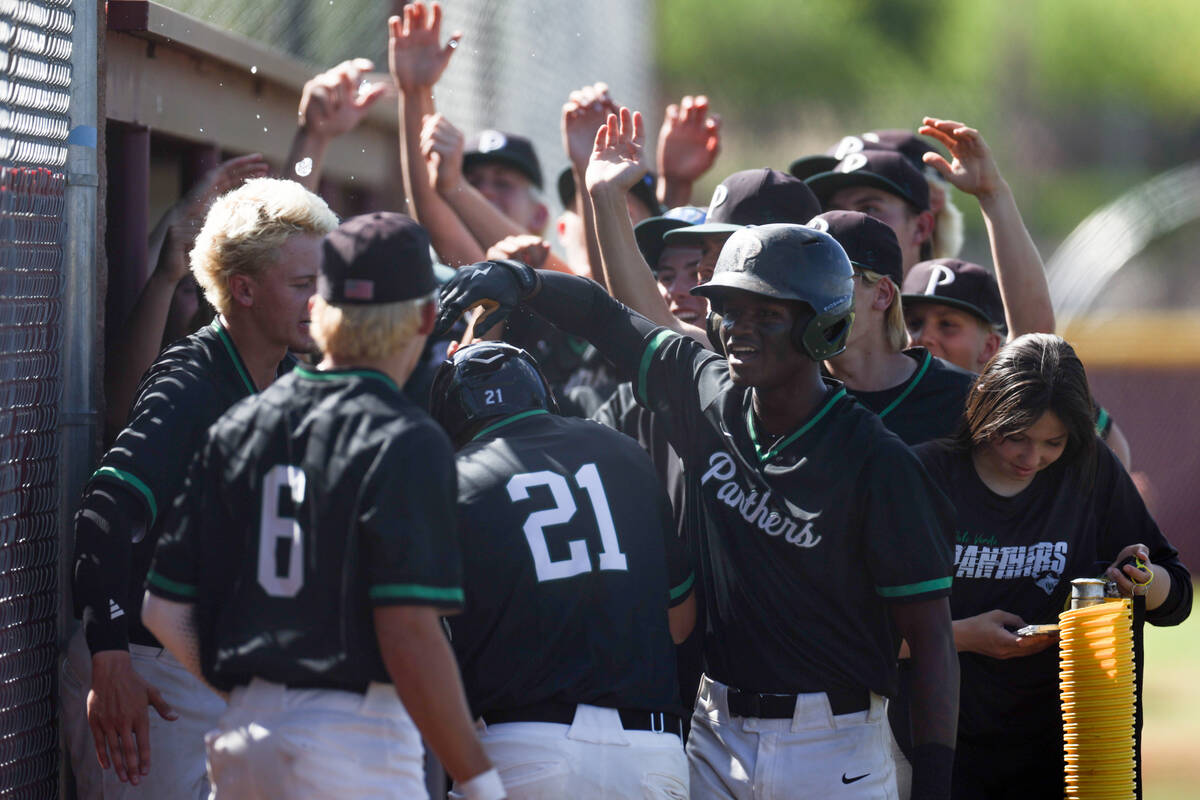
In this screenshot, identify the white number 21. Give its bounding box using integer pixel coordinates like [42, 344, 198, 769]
[506, 463, 627, 583]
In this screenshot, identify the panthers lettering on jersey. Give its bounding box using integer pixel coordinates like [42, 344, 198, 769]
[632, 328, 955, 697]
[147, 366, 463, 693]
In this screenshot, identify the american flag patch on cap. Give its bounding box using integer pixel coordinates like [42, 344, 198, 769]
[343, 279, 375, 301]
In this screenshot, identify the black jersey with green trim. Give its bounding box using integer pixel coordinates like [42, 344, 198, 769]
[448, 411, 692, 717]
[916, 440, 1192, 741]
[147, 366, 462, 693]
[82, 318, 290, 648]
[633, 329, 955, 697]
[845, 348, 975, 445]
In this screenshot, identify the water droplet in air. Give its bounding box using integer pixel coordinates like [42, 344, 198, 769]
[448, 39, 459, 49]
[263, 127, 269, 132]
[250, 65, 258, 74]
[199, 127, 204, 133]
[294, 158, 313, 177]
[255, 113, 261, 119]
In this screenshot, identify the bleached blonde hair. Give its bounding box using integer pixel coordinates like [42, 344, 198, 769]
[191, 178, 338, 315]
[309, 293, 433, 361]
[858, 268, 909, 353]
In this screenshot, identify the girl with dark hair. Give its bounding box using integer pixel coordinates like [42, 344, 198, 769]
[915, 333, 1192, 798]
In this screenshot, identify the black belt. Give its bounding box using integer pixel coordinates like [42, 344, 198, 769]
[725, 686, 870, 718]
[482, 702, 683, 736]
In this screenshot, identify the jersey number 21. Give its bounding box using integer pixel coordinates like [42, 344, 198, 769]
[507, 463, 627, 583]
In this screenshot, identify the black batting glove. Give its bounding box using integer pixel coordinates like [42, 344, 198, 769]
[433, 259, 540, 339]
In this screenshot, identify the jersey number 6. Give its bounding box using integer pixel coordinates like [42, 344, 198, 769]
[258, 464, 306, 597]
[506, 463, 628, 583]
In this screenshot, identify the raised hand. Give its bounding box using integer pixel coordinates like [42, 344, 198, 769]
[298, 58, 389, 141]
[420, 112, 466, 194]
[561, 83, 619, 172]
[388, 2, 462, 92]
[585, 107, 649, 196]
[657, 94, 721, 184]
[177, 153, 269, 224]
[487, 234, 550, 270]
[918, 117, 1005, 200]
[87, 651, 179, 784]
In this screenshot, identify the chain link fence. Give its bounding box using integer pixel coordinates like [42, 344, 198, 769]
[0, 0, 74, 796]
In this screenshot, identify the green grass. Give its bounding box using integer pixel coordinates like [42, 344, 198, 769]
[1141, 600, 1200, 799]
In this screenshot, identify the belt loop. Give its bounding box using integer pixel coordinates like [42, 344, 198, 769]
[650, 712, 665, 734]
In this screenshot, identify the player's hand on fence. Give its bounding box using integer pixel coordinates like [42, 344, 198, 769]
[955, 609, 1056, 659]
[487, 234, 550, 269]
[420, 112, 466, 194]
[388, 2, 461, 92]
[562, 83, 618, 173]
[658, 94, 721, 184]
[918, 117, 1005, 200]
[435, 259, 536, 338]
[1105, 544, 1154, 596]
[87, 651, 178, 784]
[586, 107, 649, 197]
[298, 58, 389, 141]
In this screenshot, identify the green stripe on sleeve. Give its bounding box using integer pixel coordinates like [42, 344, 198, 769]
[876, 576, 953, 598]
[146, 569, 198, 598]
[669, 572, 695, 601]
[636, 330, 676, 406]
[92, 466, 159, 525]
[369, 584, 465, 603]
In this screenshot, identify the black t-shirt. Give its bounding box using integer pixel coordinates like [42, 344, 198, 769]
[634, 329, 956, 697]
[449, 412, 692, 717]
[916, 440, 1193, 742]
[147, 366, 463, 693]
[88, 318, 292, 647]
[846, 348, 975, 445]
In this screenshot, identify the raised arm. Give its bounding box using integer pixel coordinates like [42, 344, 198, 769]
[656, 94, 721, 208]
[562, 83, 620, 285]
[283, 59, 389, 191]
[919, 118, 1055, 337]
[388, 2, 482, 267]
[586, 109, 707, 343]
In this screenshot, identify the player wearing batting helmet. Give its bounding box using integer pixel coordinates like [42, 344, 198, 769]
[435, 223, 960, 799]
[142, 213, 505, 800]
[430, 341, 696, 798]
[64, 178, 337, 799]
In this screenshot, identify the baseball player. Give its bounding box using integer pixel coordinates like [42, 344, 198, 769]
[810, 211, 976, 445]
[437, 221, 959, 800]
[63, 178, 337, 798]
[429, 341, 696, 798]
[141, 212, 504, 800]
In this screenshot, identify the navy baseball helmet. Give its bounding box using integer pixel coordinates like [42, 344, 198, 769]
[429, 341, 559, 445]
[692, 224, 855, 361]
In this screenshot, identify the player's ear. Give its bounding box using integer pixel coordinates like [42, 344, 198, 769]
[913, 209, 936, 248]
[978, 330, 1004, 369]
[531, 201, 550, 236]
[228, 273, 255, 308]
[872, 275, 897, 312]
[417, 299, 437, 336]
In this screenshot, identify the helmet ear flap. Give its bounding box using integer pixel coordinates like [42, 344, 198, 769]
[706, 311, 725, 353]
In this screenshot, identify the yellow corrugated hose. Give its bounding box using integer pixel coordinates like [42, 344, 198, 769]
[1058, 597, 1136, 798]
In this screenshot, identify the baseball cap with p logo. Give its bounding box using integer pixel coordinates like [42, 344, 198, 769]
[901, 258, 1005, 328]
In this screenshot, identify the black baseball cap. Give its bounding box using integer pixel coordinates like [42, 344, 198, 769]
[319, 212, 436, 305]
[902, 258, 1005, 328]
[808, 210, 903, 285]
[463, 130, 543, 190]
[788, 129, 943, 180]
[633, 206, 707, 270]
[664, 168, 821, 243]
[805, 150, 931, 212]
[556, 167, 663, 217]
